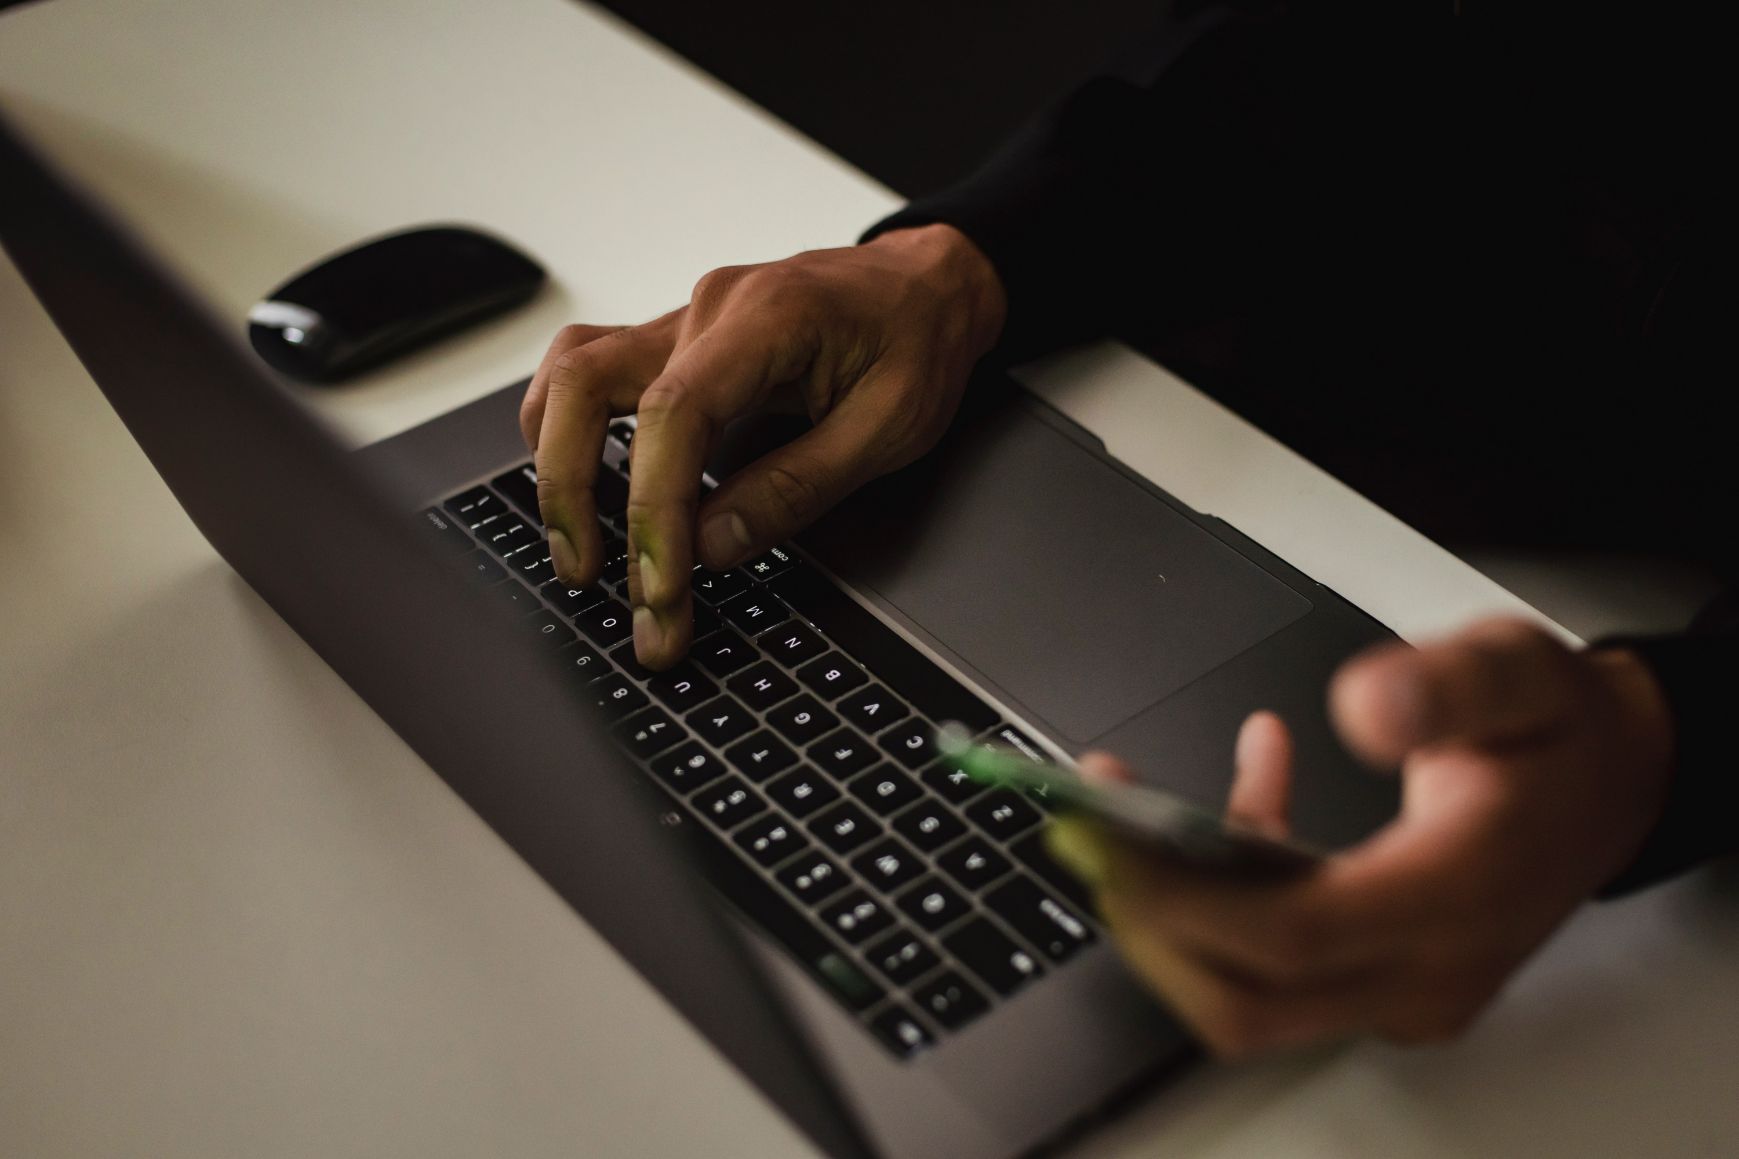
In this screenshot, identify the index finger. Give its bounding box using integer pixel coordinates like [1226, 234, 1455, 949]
[532, 324, 672, 585]
[625, 319, 813, 668]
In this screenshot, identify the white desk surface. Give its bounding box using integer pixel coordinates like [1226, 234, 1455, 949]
[3, 2, 1735, 1156]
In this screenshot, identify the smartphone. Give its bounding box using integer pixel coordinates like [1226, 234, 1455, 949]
[937, 725, 1322, 881]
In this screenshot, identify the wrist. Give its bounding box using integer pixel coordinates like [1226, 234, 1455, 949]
[1589, 647, 1677, 874]
[868, 222, 1007, 358]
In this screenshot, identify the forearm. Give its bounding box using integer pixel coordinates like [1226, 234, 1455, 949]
[863, 2, 1460, 364]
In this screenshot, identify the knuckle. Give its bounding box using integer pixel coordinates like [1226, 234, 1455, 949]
[761, 461, 827, 525]
[691, 264, 748, 306]
[636, 376, 690, 417]
[553, 322, 594, 349]
[550, 343, 599, 382]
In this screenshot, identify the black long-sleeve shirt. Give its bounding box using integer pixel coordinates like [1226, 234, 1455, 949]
[865, 0, 1735, 893]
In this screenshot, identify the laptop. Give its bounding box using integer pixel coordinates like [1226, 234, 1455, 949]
[1, 116, 1399, 1158]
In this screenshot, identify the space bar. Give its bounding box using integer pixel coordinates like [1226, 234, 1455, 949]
[770, 566, 999, 733]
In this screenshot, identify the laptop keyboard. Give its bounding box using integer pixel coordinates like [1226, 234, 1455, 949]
[422, 423, 1097, 1060]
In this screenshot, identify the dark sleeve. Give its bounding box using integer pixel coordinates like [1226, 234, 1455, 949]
[1597, 596, 1739, 895]
[861, 2, 1457, 364]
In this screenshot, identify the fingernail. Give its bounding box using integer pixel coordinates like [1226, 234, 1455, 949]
[1045, 819, 1110, 889]
[701, 511, 752, 567]
[547, 526, 579, 580]
[637, 551, 663, 605]
[633, 605, 664, 660]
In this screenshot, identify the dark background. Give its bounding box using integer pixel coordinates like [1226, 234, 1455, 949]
[594, 0, 1167, 198]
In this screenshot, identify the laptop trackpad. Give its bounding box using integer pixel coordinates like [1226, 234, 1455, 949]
[791, 397, 1312, 746]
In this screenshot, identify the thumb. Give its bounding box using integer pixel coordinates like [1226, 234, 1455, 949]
[692, 390, 897, 569]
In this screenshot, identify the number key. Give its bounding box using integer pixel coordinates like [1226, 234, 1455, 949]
[691, 775, 766, 830]
[733, 812, 811, 868]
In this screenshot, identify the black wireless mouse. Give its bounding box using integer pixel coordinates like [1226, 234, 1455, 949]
[247, 225, 545, 383]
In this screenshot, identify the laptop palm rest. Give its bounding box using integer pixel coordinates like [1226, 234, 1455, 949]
[720, 390, 1311, 749]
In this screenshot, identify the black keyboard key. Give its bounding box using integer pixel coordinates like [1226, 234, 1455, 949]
[984, 877, 1096, 963]
[796, 652, 868, 699]
[937, 837, 1014, 894]
[480, 510, 538, 556]
[836, 683, 908, 733]
[721, 594, 791, 637]
[921, 760, 986, 805]
[543, 579, 610, 617]
[966, 790, 1043, 842]
[419, 507, 474, 554]
[891, 801, 966, 852]
[460, 548, 507, 586]
[769, 567, 998, 732]
[981, 723, 1048, 763]
[685, 694, 756, 747]
[691, 629, 758, 677]
[848, 766, 923, 816]
[588, 673, 648, 720]
[658, 803, 880, 1012]
[649, 741, 727, 794]
[723, 730, 798, 781]
[609, 643, 658, 683]
[896, 877, 971, 932]
[691, 566, 749, 606]
[851, 838, 926, 895]
[877, 720, 939, 770]
[694, 602, 723, 642]
[943, 918, 1045, 996]
[864, 929, 940, 987]
[608, 419, 635, 450]
[766, 695, 838, 746]
[806, 727, 878, 781]
[775, 851, 849, 905]
[912, 970, 989, 1030]
[601, 553, 630, 587]
[612, 707, 687, 759]
[646, 664, 719, 713]
[765, 766, 840, 818]
[727, 662, 798, 711]
[808, 801, 880, 855]
[740, 544, 797, 581]
[818, 889, 894, 945]
[562, 641, 609, 681]
[762, 622, 827, 667]
[691, 775, 767, 831]
[734, 812, 811, 868]
[1010, 831, 1095, 910]
[593, 466, 628, 517]
[576, 598, 635, 647]
[508, 543, 557, 587]
[444, 484, 504, 525]
[490, 464, 541, 516]
[522, 608, 577, 648]
[869, 1004, 934, 1058]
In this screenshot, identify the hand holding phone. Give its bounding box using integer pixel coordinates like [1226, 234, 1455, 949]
[937, 723, 1321, 881]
